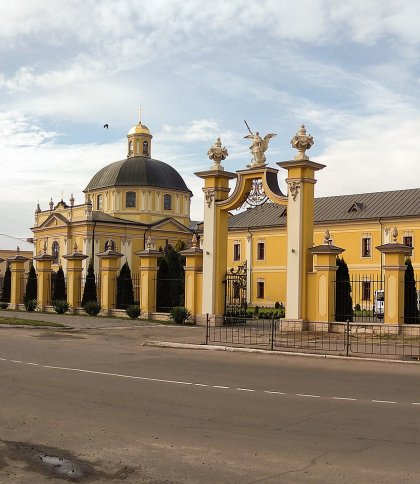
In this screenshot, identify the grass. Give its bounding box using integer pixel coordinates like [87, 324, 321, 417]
[0, 317, 65, 328]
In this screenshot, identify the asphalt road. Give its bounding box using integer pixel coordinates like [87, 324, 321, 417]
[1, 325, 420, 483]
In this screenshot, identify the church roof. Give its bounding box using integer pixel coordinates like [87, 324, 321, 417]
[85, 156, 192, 194]
[228, 188, 420, 229]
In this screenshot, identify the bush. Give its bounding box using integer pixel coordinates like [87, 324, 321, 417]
[81, 262, 97, 307]
[169, 306, 191, 325]
[52, 266, 67, 301]
[116, 262, 135, 310]
[354, 303, 361, 312]
[24, 299, 38, 312]
[25, 264, 38, 302]
[274, 301, 280, 309]
[0, 302, 8, 309]
[83, 300, 101, 316]
[0, 265, 11, 303]
[126, 305, 141, 319]
[52, 299, 70, 314]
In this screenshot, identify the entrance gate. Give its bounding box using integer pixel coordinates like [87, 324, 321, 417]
[224, 262, 247, 319]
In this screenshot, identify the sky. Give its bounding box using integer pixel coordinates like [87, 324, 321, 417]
[2, 0, 420, 237]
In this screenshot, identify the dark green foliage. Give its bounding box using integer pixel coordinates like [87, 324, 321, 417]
[1, 265, 11, 303]
[0, 302, 8, 309]
[156, 245, 185, 311]
[81, 262, 97, 307]
[116, 261, 134, 310]
[274, 301, 280, 309]
[25, 264, 37, 302]
[404, 259, 419, 323]
[83, 300, 101, 316]
[335, 257, 353, 322]
[52, 299, 70, 314]
[354, 303, 361, 312]
[126, 304, 141, 319]
[52, 266, 67, 301]
[169, 306, 191, 325]
[24, 299, 37, 311]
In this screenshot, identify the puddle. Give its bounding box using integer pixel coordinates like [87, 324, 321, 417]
[35, 452, 84, 479]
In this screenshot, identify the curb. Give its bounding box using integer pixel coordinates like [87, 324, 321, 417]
[143, 341, 420, 364]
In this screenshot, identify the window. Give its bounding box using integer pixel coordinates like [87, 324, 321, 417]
[362, 237, 371, 257]
[362, 281, 371, 300]
[164, 194, 172, 210]
[257, 241, 265, 260]
[129, 140, 133, 154]
[126, 191, 136, 208]
[233, 242, 241, 261]
[97, 194, 103, 210]
[403, 236, 413, 247]
[143, 141, 149, 155]
[257, 280, 265, 299]
[105, 240, 116, 251]
[52, 241, 59, 263]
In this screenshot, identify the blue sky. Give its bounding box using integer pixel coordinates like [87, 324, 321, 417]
[2, 0, 420, 237]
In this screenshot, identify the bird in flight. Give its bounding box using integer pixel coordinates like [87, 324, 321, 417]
[103, 124, 109, 129]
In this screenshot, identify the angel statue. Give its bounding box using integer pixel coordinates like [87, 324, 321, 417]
[244, 121, 276, 168]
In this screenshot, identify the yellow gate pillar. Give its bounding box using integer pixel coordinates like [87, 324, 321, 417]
[196, 139, 236, 325]
[97, 246, 123, 316]
[63, 243, 88, 314]
[34, 245, 55, 311]
[376, 227, 412, 325]
[309, 230, 345, 322]
[278, 125, 325, 323]
[180, 234, 203, 323]
[136, 237, 161, 318]
[9, 248, 29, 310]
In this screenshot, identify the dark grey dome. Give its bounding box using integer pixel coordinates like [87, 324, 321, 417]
[85, 156, 192, 194]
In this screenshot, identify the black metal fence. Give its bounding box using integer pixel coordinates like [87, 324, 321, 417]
[205, 316, 420, 358]
[156, 277, 184, 312]
[113, 273, 141, 310]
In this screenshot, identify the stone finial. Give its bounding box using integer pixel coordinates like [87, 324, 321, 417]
[324, 229, 330, 245]
[16, 246, 20, 255]
[35, 202, 41, 214]
[70, 193, 75, 207]
[73, 242, 78, 252]
[49, 198, 54, 210]
[207, 137, 228, 170]
[291, 124, 314, 160]
[392, 227, 398, 243]
[192, 233, 198, 248]
[146, 236, 153, 250]
[43, 240, 47, 254]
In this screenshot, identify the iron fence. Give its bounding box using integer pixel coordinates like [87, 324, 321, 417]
[205, 317, 420, 358]
[156, 277, 184, 312]
[113, 273, 141, 310]
[403, 278, 420, 324]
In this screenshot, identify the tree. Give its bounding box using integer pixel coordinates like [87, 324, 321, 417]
[0, 264, 11, 303]
[116, 261, 134, 309]
[81, 261, 97, 307]
[52, 266, 67, 301]
[335, 257, 353, 322]
[25, 263, 38, 301]
[404, 258, 419, 323]
[156, 244, 185, 311]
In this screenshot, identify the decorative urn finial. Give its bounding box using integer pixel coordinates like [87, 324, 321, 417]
[146, 236, 152, 250]
[49, 198, 54, 210]
[291, 124, 314, 160]
[207, 137, 228, 170]
[35, 202, 41, 214]
[16, 246, 20, 255]
[392, 227, 398, 243]
[70, 193, 75, 207]
[324, 229, 330, 245]
[73, 242, 78, 252]
[192, 233, 198, 248]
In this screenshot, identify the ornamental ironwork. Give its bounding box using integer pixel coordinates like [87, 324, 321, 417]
[241, 179, 268, 209]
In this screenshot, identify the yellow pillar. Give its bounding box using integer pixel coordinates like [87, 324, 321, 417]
[136, 243, 161, 318]
[63, 245, 88, 313]
[180, 235, 203, 323]
[97, 248, 123, 316]
[377, 229, 412, 325]
[309, 234, 345, 323]
[34, 251, 55, 311]
[9, 250, 29, 310]
[195, 168, 236, 324]
[278, 125, 325, 323]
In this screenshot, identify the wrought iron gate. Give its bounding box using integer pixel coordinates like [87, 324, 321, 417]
[224, 262, 247, 319]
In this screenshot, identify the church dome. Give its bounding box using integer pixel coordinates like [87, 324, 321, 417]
[84, 156, 192, 194]
[128, 122, 150, 136]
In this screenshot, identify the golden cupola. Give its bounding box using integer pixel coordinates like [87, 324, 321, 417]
[127, 116, 153, 158]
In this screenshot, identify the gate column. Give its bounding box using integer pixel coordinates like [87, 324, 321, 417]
[97, 247, 123, 316]
[180, 234, 203, 323]
[136, 238, 161, 319]
[377, 227, 412, 325]
[63, 243, 88, 313]
[34, 246, 55, 311]
[278, 125, 325, 324]
[9, 248, 29, 310]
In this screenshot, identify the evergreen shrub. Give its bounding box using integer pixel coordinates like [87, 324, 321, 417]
[24, 299, 37, 312]
[52, 299, 70, 314]
[126, 305, 141, 319]
[81, 262, 97, 307]
[84, 301, 101, 316]
[169, 306, 191, 325]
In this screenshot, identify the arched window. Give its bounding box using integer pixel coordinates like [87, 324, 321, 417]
[143, 141, 148, 155]
[104, 240, 116, 251]
[126, 191, 136, 208]
[97, 194, 103, 210]
[164, 194, 172, 210]
[52, 241, 59, 263]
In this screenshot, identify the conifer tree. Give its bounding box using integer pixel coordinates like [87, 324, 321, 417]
[81, 261, 97, 307]
[404, 258, 419, 323]
[25, 263, 38, 301]
[335, 257, 353, 322]
[0, 264, 11, 303]
[116, 261, 134, 309]
[52, 266, 67, 301]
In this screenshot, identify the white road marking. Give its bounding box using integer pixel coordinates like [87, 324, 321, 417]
[0, 357, 418, 406]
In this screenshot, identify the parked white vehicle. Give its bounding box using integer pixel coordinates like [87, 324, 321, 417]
[373, 289, 384, 320]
